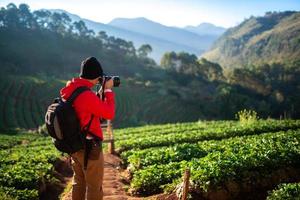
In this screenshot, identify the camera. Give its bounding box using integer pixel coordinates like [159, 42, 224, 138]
[99, 75, 120, 87]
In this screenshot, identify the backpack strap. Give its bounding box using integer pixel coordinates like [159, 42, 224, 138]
[82, 115, 94, 132]
[66, 86, 96, 137]
[83, 115, 95, 170]
[66, 86, 90, 104]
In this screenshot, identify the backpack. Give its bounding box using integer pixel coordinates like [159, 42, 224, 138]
[45, 86, 93, 154]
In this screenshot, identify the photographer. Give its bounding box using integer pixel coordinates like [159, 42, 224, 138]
[60, 57, 115, 200]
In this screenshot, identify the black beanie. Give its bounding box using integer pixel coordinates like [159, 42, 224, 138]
[80, 57, 103, 79]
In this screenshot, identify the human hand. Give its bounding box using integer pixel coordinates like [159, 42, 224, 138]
[104, 79, 113, 89]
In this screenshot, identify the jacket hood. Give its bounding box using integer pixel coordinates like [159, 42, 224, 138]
[60, 77, 94, 100]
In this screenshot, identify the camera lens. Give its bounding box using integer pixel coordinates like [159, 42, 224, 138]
[102, 75, 120, 87]
[113, 76, 120, 87]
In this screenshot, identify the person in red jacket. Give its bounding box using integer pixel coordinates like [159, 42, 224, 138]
[60, 57, 115, 200]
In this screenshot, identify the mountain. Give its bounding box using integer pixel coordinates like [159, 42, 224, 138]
[185, 23, 226, 36]
[49, 10, 220, 62]
[109, 17, 218, 51]
[202, 11, 300, 68]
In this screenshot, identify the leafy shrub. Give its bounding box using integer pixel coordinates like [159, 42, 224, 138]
[267, 183, 300, 200]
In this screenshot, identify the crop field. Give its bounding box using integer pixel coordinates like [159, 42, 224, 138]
[0, 76, 202, 130]
[114, 119, 300, 199]
[0, 120, 299, 199]
[0, 76, 65, 130]
[0, 132, 60, 200]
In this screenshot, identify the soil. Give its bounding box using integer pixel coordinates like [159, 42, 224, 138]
[40, 157, 73, 200]
[60, 153, 177, 200]
[40, 152, 300, 200]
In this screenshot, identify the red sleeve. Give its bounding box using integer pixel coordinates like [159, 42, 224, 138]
[86, 91, 115, 120]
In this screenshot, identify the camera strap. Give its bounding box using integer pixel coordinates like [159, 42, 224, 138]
[101, 81, 106, 101]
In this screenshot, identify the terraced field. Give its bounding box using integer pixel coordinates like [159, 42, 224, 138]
[0, 76, 65, 130]
[0, 76, 202, 130]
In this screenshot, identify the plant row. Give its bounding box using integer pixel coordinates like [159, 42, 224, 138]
[123, 129, 292, 171]
[129, 129, 300, 196]
[0, 135, 61, 200]
[267, 182, 300, 200]
[116, 120, 300, 152]
[0, 76, 64, 130]
[115, 120, 237, 140]
[0, 133, 38, 149]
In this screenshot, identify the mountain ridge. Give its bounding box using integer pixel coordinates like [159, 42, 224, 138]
[185, 22, 226, 36]
[202, 11, 300, 68]
[108, 17, 218, 51]
[48, 9, 222, 62]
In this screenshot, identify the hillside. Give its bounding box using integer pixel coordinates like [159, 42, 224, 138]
[0, 75, 208, 130]
[203, 11, 300, 68]
[0, 4, 300, 131]
[0, 4, 223, 130]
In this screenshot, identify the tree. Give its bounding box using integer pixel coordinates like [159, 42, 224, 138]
[47, 12, 71, 34]
[161, 51, 199, 74]
[33, 10, 51, 29]
[18, 4, 36, 29]
[197, 58, 224, 81]
[3, 3, 19, 28]
[0, 7, 5, 27]
[73, 20, 94, 37]
[97, 31, 108, 43]
[127, 41, 136, 57]
[160, 51, 177, 69]
[138, 44, 152, 57]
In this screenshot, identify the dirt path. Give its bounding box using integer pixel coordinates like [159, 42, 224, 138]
[61, 153, 149, 200]
[102, 153, 131, 200]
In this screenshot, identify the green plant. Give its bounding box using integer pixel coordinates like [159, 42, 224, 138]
[235, 109, 259, 124]
[128, 129, 300, 196]
[116, 120, 300, 152]
[0, 133, 61, 200]
[267, 183, 300, 200]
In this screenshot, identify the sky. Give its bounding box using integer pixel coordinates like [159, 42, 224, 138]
[0, 0, 300, 28]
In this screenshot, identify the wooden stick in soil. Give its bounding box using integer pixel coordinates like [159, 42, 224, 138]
[108, 120, 115, 154]
[182, 168, 190, 200]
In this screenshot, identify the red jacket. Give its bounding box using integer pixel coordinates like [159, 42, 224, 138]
[60, 77, 115, 140]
